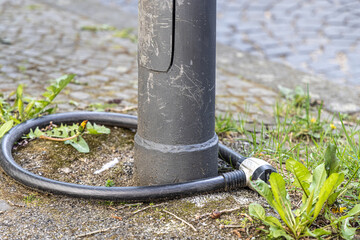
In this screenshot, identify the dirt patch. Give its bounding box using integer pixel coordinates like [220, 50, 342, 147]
[13, 126, 136, 187]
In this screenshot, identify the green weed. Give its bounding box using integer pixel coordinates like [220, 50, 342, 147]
[26, 4, 42, 10]
[113, 28, 137, 42]
[215, 112, 246, 136]
[24, 194, 37, 205]
[81, 24, 137, 42]
[17, 65, 27, 73]
[218, 86, 360, 237]
[86, 102, 118, 112]
[249, 154, 360, 239]
[26, 121, 110, 153]
[217, 219, 233, 226]
[0, 74, 74, 138]
[105, 179, 115, 187]
[81, 24, 116, 32]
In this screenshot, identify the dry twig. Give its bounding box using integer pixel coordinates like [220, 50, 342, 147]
[232, 229, 242, 238]
[111, 215, 123, 221]
[220, 224, 243, 228]
[108, 203, 142, 212]
[162, 209, 197, 232]
[107, 206, 118, 211]
[39, 134, 79, 141]
[195, 207, 243, 221]
[195, 212, 210, 220]
[7, 200, 25, 207]
[131, 203, 162, 215]
[121, 203, 143, 209]
[219, 207, 242, 214]
[238, 213, 253, 222]
[75, 225, 121, 238]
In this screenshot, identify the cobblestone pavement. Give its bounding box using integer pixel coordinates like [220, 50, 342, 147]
[1, 0, 360, 121]
[0, 0, 138, 111]
[101, 0, 360, 86]
[0, 0, 283, 124]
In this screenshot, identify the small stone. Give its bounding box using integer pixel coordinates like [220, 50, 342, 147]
[59, 167, 71, 174]
[116, 66, 130, 73]
[89, 75, 110, 82]
[69, 91, 91, 101]
[0, 200, 12, 212]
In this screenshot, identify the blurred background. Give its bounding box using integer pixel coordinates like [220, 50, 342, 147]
[100, 0, 360, 86]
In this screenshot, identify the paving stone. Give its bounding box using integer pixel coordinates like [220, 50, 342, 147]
[319, 69, 347, 79]
[226, 77, 254, 88]
[264, 45, 291, 57]
[325, 13, 348, 24]
[295, 44, 320, 54]
[297, 28, 320, 38]
[27, 57, 47, 66]
[253, 73, 277, 83]
[254, 37, 279, 49]
[271, 2, 299, 12]
[260, 96, 277, 106]
[323, 26, 347, 37]
[347, 18, 360, 27]
[64, 68, 86, 76]
[86, 59, 110, 69]
[244, 103, 262, 114]
[216, 101, 243, 113]
[69, 91, 91, 101]
[247, 87, 277, 97]
[88, 74, 110, 82]
[1, 47, 19, 55]
[246, 11, 267, 19]
[225, 87, 248, 98]
[0, 65, 17, 73]
[222, 0, 360, 85]
[311, 59, 339, 72]
[246, 32, 270, 43]
[247, 3, 271, 11]
[0, 83, 18, 90]
[0, 200, 12, 211]
[330, 38, 357, 47]
[6, 72, 28, 80]
[230, 41, 254, 52]
[328, 102, 360, 114]
[270, 29, 297, 39]
[39, 55, 56, 64]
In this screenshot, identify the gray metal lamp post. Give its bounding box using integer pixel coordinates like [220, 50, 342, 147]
[135, 0, 218, 185]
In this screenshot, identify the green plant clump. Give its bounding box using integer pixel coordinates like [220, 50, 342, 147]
[215, 112, 246, 136]
[105, 179, 115, 187]
[26, 121, 110, 153]
[81, 24, 137, 42]
[0, 74, 74, 138]
[24, 194, 37, 205]
[249, 145, 360, 239]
